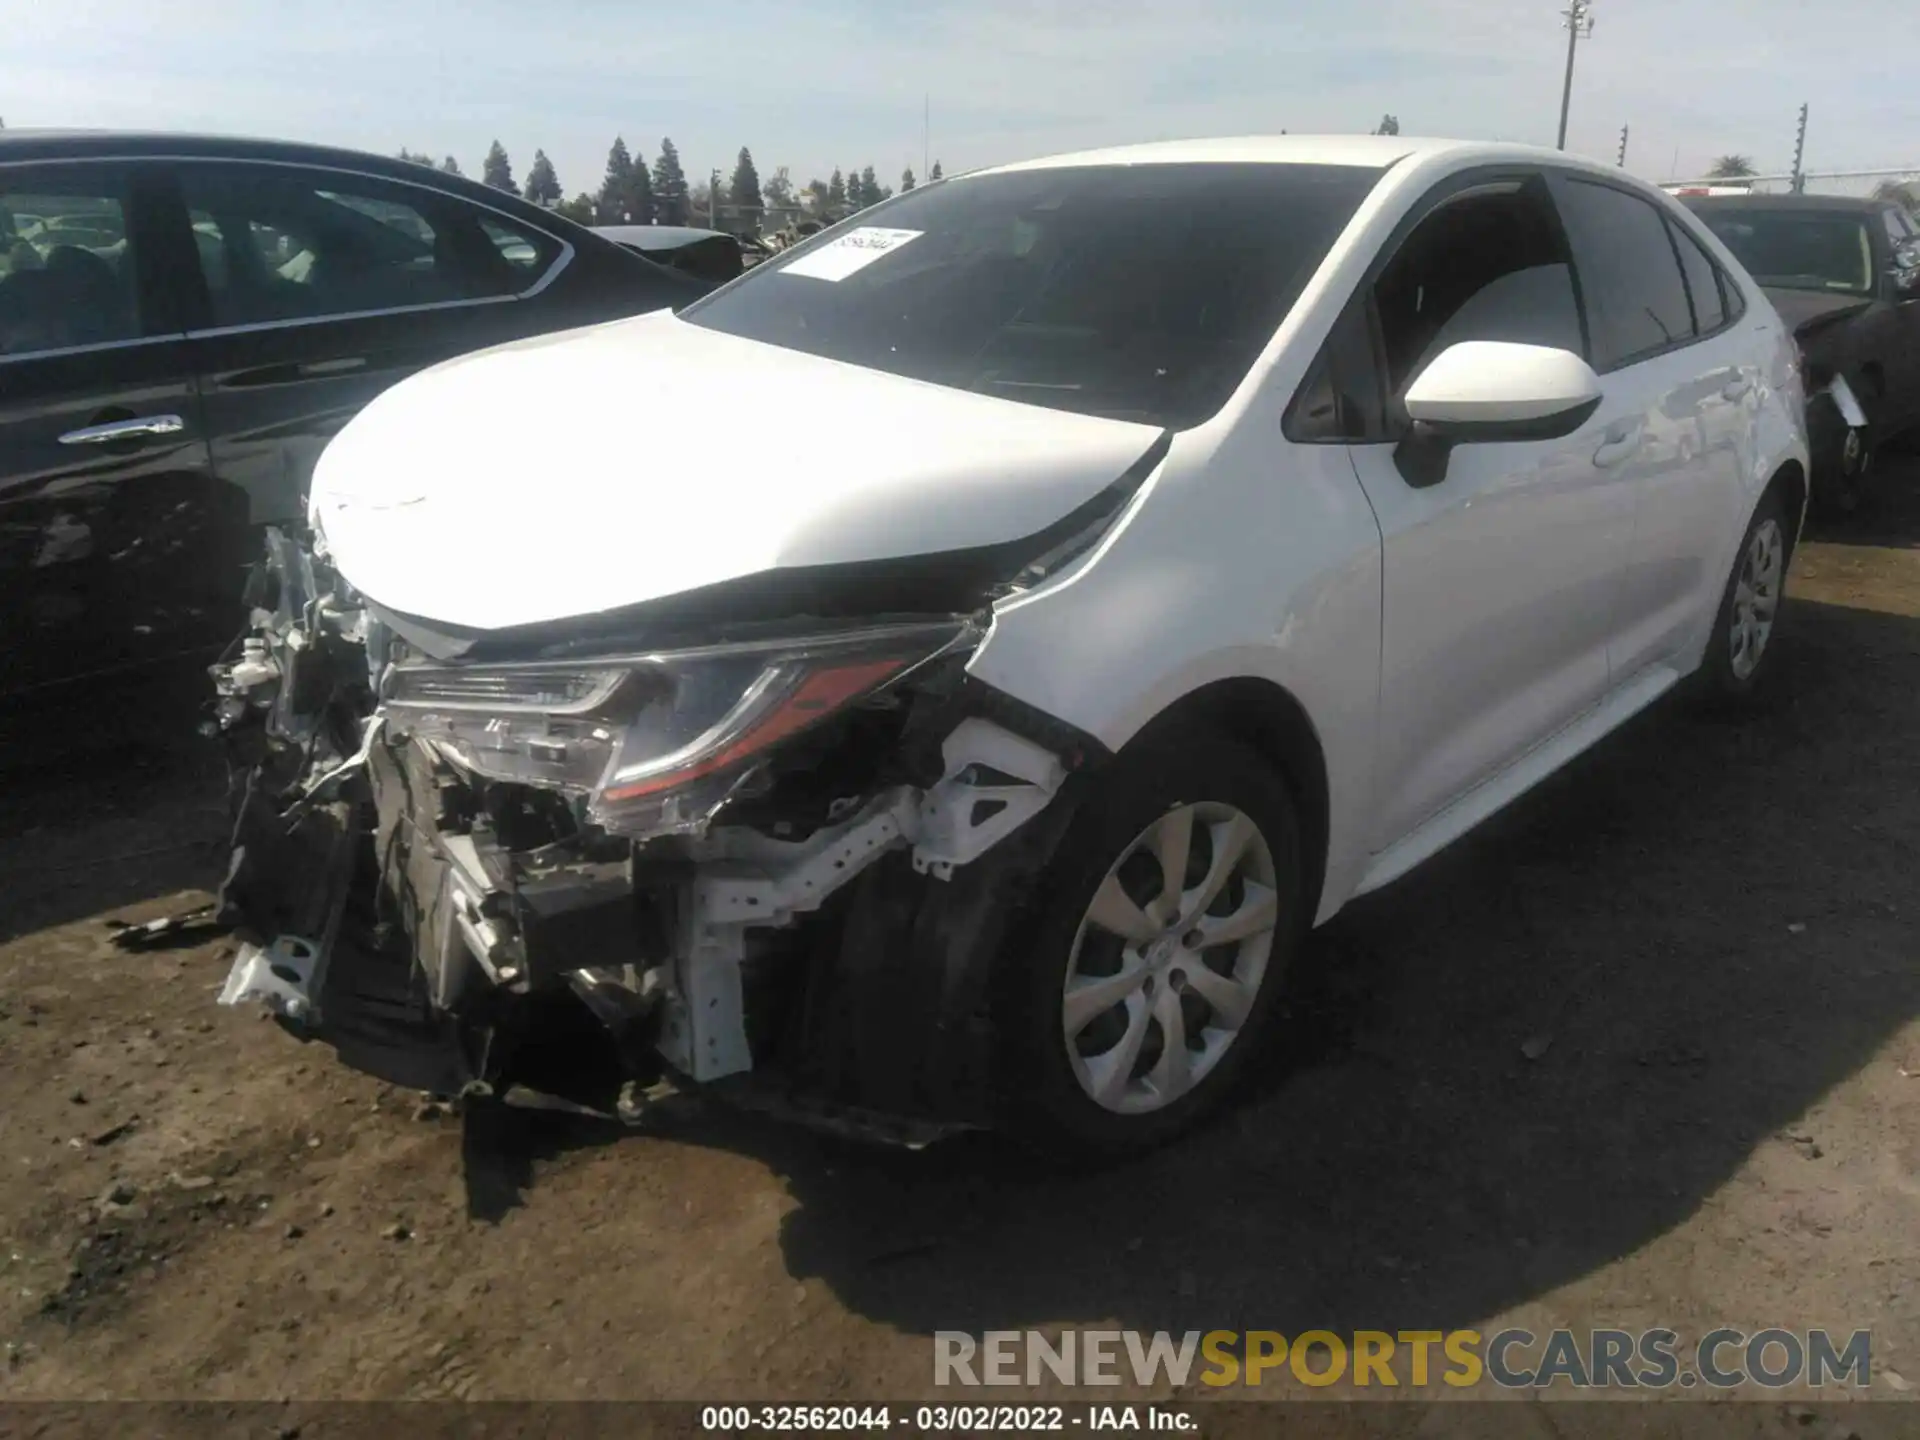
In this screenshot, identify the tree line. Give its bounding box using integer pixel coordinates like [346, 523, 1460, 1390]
[395, 138, 946, 234]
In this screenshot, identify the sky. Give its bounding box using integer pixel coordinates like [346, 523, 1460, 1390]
[1, 0, 1915, 197]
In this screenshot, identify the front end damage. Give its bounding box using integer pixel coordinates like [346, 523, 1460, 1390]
[208, 526, 1104, 1139]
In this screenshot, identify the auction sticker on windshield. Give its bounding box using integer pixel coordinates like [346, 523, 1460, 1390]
[779, 227, 922, 281]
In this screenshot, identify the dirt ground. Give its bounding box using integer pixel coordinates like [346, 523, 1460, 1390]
[3, 462, 1920, 1419]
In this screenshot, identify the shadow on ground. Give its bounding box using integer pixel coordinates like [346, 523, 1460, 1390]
[0, 668, 229, 945]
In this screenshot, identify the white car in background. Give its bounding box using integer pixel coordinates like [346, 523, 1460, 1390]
[212, 136, 1807, 1160]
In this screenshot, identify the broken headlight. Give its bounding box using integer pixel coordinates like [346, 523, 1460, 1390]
[381, 620, 975, 837]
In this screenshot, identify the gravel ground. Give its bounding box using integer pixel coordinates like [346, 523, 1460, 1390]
[2, 464, 1918, 1424]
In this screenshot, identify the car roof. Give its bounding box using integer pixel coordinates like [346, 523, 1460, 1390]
[1, 128, 436, 175]
[1683, 193, 1889, 215]
[0, 128, 569, 221]
[971, 134, 1591, 177]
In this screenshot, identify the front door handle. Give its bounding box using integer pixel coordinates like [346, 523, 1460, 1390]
[59, 414, 186, 446]
[1721, 374, 1753, 401]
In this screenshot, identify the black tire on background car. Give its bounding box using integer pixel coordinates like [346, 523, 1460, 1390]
[1821, 426, 1874, 517]
[1689, 488, 1794, 710]
[996, 727, 1307, 1161]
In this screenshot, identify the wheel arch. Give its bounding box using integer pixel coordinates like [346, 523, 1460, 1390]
[1762, 457, 1808, 546]
[1124, 676, 1332, 921]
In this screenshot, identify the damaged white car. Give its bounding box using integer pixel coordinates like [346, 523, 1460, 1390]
[209, 136, 1809, 1157]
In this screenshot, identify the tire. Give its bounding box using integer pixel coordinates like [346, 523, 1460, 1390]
[995, 725, 1307, 1161]
[1817, 428, 1873, 518]
[1689, 489, 1793, 711]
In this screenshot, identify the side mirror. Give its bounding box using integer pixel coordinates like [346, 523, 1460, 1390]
[1396, 341, 1604, 487]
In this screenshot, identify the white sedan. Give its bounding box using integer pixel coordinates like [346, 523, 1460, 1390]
[212, 135, 1808, 1159]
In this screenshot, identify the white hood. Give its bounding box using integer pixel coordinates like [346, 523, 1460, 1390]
[309, 311, 1162, 631]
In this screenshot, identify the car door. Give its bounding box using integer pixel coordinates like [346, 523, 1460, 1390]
[169, 160, 574, 529]
[0, 159, 239, 697]
[1547, 175, 1753, 682]
[1334, 169, 1639, 853]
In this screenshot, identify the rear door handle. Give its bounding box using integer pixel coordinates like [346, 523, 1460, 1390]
[58, 414, 186, 446]
[1593, 418, 1643, 468]
[1721, 373, 1753, 401]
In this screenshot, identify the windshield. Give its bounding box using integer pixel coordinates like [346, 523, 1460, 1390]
[1697, 209, 1876, 297]
[681, 162, 1380, 428]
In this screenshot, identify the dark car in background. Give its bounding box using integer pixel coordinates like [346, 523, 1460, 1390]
[0, 130, 705, 698]
[593, 224, 754, 284]
[1685, 193, 1920, 513]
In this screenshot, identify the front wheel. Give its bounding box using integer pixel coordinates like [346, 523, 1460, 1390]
[1821, 425, 1874, 517]
[1690, 492, 1792, 710]
[996, 728, 1307, 1161]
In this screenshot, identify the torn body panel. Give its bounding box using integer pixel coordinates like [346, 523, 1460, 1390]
[209, 527, 1096, 1137]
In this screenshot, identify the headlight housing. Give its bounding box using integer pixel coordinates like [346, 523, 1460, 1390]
[381, 620, 974, 837]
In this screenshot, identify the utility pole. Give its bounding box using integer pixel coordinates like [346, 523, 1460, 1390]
[1791, 103, 1809, 194]
[923, 94, 930, 183]
[1556, 1, 1596, 152]
[1617, 124, 1629, 167]
[711, 167, 722, 230]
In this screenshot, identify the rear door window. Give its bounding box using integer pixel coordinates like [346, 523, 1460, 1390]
[1667, 218, 1728, 334]
[0, 168, 145, 356]
[177, 163, 559, 328]
[1553, 178, 1696, 370]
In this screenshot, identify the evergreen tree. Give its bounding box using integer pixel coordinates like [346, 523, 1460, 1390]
[599, 137, 633, 217]
[859, 165, 883, 207]
[440, 155, 462, 176]
[827, 168, 847, 215]
[524, 149, 562, 206]
[651, 138, 690, 224]
[901, 167, 916, 192]
[598, 137, 651, 223]
[929, 160, 944, 181]
[481, 141, 515, 193]
[728, 147, 764, 228]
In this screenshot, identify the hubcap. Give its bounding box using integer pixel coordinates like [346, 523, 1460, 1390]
[1061, 801, 1280, 1115]
[1730, 517, 1785, 681]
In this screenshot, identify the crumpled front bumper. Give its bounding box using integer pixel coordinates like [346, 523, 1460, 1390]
[205, 529, 1094, 1134]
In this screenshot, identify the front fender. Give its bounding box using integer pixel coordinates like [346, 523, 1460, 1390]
[967, 435, 1384, 924]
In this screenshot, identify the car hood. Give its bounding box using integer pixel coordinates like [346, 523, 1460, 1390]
[309, 311, 1163, 632]
[1763, 287, 1873, 339]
